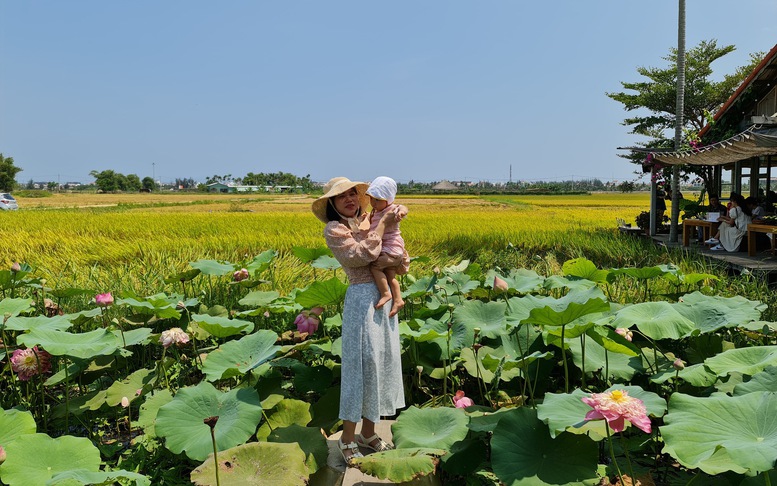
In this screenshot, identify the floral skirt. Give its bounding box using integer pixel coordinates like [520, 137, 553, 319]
[339, 282, 405, 423]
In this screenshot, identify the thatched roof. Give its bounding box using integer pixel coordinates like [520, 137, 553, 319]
[431, 180, 458, 190]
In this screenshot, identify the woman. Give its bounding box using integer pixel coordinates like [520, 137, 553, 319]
[706, 193, 752, 251]
[311, 177, 408, 465]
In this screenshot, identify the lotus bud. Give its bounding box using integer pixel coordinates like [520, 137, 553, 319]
[0, 445, 5, 465]
[10, 262, 21, 273]
[493, 275, 509, 292]
[473, 327, 481, 338]
[135, 388, 142, 396]
[433, 266, 441, 275]
[295, 311, 319, 335]
[615, 328, 633, 342]
[121, 396, 130, 408]
[673, 358, 685, 371]
[176, 301, 186, 310]
[416, 365, 423, 376]
[233, 268, 250, 282]
[95, 292, 114, 307]
[263, 311, 270, 318]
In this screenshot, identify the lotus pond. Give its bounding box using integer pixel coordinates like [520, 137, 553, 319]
[0, 250, 776, 485]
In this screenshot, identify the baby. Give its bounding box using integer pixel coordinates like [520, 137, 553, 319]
[366, 176, 405, 317]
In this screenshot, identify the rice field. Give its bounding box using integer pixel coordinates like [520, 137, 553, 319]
[0, 191, 715, 295]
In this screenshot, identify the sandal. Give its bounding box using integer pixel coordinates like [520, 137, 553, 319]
[338, 439, 363, 465]
[356, 433, 394, 452]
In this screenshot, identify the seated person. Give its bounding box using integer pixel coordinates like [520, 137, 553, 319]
[697, 194, 727, 241]
[745, 196, 765, 221]
[706, 193, 752, 251]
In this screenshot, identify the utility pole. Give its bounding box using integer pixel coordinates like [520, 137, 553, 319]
[152, 162, 156, 183]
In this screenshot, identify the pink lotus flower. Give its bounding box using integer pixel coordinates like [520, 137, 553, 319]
[233, 268, 250, 282]
[294, 311, 319, 335]
[159, 327, 190, 348]
[11, 346, 52, 381]
[615, 328, 633, 342]
[493, 276, 509, 292]
[10, 262, 21, 273]
[452, 390, 474, 409]
[582, 389, 651, 433]
[0, 445, 5, 464]
[121, 396, 130, 408]
[95, 292, 114, 307]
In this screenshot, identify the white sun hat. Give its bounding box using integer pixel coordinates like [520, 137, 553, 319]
[311, 177, 369, 223]
[366, 176, 397, 204]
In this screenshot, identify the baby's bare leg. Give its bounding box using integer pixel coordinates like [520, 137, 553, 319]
[371, 265, 393, 309]
[386, 268, 404, 317]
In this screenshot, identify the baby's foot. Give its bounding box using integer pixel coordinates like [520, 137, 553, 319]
[389, 298, 405, 317]
[375, 294, 392, 310]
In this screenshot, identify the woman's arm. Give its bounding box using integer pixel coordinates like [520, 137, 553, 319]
[325, 221, 383, 267]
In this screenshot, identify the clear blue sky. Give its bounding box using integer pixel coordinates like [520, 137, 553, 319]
[1, 1, 775, 185]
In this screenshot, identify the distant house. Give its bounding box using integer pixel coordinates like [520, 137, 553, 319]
[207, 183, 302, 193]
[207, 183, 233, 193]
[431, 180, 459, 191]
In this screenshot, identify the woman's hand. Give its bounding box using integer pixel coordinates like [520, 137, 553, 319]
[372, 253, 403, 270]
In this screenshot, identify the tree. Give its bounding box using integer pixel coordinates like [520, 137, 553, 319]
[607, 40, 762, 198]
[90, 170, 119, 192]
[142, 177, 156, 191]
[0, 154, 23, 192]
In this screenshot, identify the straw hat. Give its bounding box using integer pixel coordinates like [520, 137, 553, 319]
[311, 177, 369, 223]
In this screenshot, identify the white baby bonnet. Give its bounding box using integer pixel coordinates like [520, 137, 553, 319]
[366, 176, 397, 204]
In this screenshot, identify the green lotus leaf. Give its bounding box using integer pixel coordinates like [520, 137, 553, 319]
[677, 272, 718, 286]
[0, 297, 34, 319]
[201, 330, 280, 381]
[403, 275, 436, 298]
[612, 302, 695, 340]
[500, 323, 542, 357]
[466, 407, 514, 432]
[661, 392, 777, 475]
[586, 326, 639, 357]
[311, 255, 341, 270]
[17, 328, 121, 359]
[610, 265, 666, 280]
[398, 320, 449, 342]
[0, 409, 36, 445]
[156, 382, 263, 461]
[294, 276, 348, 307]
[50, 390, 106, 419]
[267, 424, 328, 473]
[4, 315, 73, 332]
[704, 346, 777, 377]
[562, 257, 610, 283]
[245, 249, 277, 275]
[567, 334, 643, 381]
[190, 441, 307, 486]
[352, 448, 446, 482]
[445, 272, 480, 295]
[674, 291, 765, 333]
[524, 294, 609, 327]
[426, 317, 469, 354]
[543, 274, 597, 291]
[137, 389, 173, 438]
[440, 436, 486, 475]
[291, 364, 333, 394]
[238, 290, 280, 308]
[485, 268, 544, 294]
[544, 320, 595, 341]
[443, 260, 470, 274]
[650, 363, 717, 388]
[0, 433, 101, 486]
[734, 366, 777, 395]
[392, 406, 469, 450]
[47, 469, 150, 486]
[105, 368, 155, 407]
[491, 407, 598, 486]
[190, 259, 235, 276]
[460, 346, 497, 383]
[452, 299, 506, 341]
[117, 297, 181, 320]
[190, 314, 254, 338]
[291, 246, 332, 263]
[113, 327, 153, 347]
[482, 350, 553, 375]
[537, 385, 665, 440]
[256, 399, 312, 441]
[164, 268, 202, 284]
[308, 386, 341, 434]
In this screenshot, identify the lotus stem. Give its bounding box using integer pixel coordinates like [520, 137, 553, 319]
[604, 423, 625, 486]
[765, 471, 773, 486]
[561, 324, 568, 393]
[204, 416, 220, 486]
[580, 334, 586, 389]
[619, 432, 636, 484]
